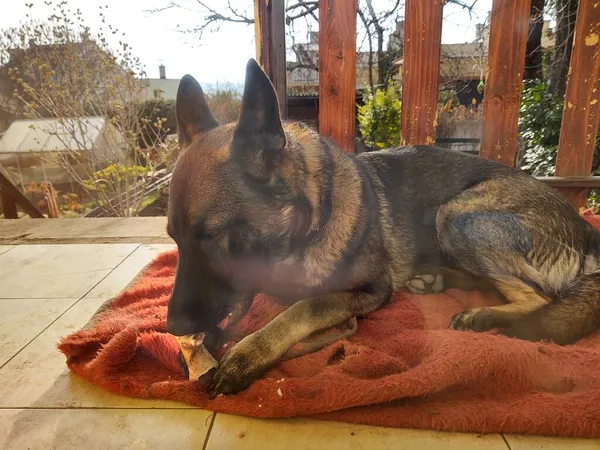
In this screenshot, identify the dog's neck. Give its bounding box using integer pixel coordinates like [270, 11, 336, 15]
[300, 133, 370, 288]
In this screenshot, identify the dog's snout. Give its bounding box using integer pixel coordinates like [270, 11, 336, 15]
[165, 315, 200, 337]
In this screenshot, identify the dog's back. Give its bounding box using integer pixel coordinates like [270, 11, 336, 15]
[359, 145, 600, 344]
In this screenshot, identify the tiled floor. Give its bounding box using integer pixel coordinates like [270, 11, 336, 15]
[0, 241, 598, 449]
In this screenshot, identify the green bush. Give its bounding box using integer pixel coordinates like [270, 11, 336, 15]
[358, 84, 401, 151]
[82, 163, 146, 193]
[519, 81, 600, 176]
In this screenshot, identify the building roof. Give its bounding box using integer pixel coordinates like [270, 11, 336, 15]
[441, 43, 485, 58]
[0, 117, 108, 153]
[393, 42, 486, 66]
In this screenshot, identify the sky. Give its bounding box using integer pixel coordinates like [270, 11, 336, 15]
[0, 0, 495, 87]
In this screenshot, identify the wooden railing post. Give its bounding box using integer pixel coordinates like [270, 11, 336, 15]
[1, 189, 18, 219]
[554, 2, 600, 208]
[479, 0, 532, 166]
[318, 0, 357, 153]
[400, 0, 444, 146]
[0, 172, 44, 219]
[254, 0, 287, 119]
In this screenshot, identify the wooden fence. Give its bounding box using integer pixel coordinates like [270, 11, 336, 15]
[255, 0, 600, 209]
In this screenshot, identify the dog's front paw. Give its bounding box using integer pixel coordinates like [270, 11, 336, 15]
[449, 308, 495, 332]
[405, 273, 444, 294]
[209, 337, 270, 397]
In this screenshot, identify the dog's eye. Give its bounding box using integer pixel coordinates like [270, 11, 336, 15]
[244, 171, 270, 185]
[196, 227, 220, 242]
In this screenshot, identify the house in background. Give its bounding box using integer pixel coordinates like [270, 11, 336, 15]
[391, 16, 556, 106]
[0, 116, 126, 190]
[388, 16, 556, 153]
[138, 65, 181, 102]
[0, 40, 132, 132]
[287, 31, 379, 96]
[0, 43, 181, 137]
[285, 31, 377, 132]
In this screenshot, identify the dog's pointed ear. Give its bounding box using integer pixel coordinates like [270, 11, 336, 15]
[231, 59, 286, 182]
[176, 74, 219, 147]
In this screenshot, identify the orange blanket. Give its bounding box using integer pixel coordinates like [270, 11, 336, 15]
[58, 213, 600, 437]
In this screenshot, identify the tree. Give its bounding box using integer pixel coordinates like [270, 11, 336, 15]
[1, 2, 175, 216]
[547, 0, 578, 97]
[357, 0, 401, 88]
[523, 0, 546, 81]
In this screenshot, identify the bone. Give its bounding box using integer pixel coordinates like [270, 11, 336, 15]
[176, 333, 219, 381]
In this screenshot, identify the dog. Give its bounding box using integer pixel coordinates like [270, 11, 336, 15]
[166, 58, 600, 396]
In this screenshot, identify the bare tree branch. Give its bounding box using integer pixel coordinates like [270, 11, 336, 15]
[286, 1, 319, 22]
[358, 7, 375, 92]
[286, 5, 318, 23]
[446, 0, 480, 18]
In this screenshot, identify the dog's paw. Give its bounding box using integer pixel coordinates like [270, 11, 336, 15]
[405, 273, 444, 294]
[209, 337, 270, 397]
[449, 308, 495, 332]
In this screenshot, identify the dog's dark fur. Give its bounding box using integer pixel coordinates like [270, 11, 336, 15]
[166, 59, 600, 396]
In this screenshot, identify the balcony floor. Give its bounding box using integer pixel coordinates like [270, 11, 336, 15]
[0, 218, 597, 449]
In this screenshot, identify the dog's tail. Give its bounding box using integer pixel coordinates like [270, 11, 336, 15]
[502, 271, 600, 345]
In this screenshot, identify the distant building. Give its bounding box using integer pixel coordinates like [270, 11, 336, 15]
[286, 31, 381, 97]
[391, 16, 556, 106]
[0, 40, 128, 132]
[138, 65, 181, 102]
[285, 32, 380, 130]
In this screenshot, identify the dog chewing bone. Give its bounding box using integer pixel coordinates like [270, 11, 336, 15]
[176, 317, 359, 382]
[176, 333, 218, 381]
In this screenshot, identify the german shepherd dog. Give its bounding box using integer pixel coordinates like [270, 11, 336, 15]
[166, 59, 600, 396]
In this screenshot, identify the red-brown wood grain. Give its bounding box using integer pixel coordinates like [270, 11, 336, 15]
[479, 0, 531, 167]
[318, 0, 357, 153]
[554, 1, 600, 208]
[254, 0, 287, 119]
[400, 0, 444, 146]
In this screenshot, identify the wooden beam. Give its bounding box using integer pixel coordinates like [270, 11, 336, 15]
[400, 0, 444, 146]
[1, 189, 18, 219]
[254, 0, 287, 118]
[0, 172, 44, 219]
[479, 0, 532, 166]
[318, 0, 357, 153]
[536, 176, 600, 188]
[554, 1, 600, 208]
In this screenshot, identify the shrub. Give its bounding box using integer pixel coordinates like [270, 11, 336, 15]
[82, 163, 146, 193]
[205, 87, 242, 124]
[358, 84, 401, 151]
[519, 81, 600, 176]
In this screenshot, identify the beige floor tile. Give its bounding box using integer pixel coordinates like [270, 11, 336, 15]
[505, 435, 600, 449]
[0, 298, 78, 366]
[86, 243, 175, 298]
[0, 297, 192, 409]
[206, 414, 509, 450]
[0, 408, 213, 450]
[0, 244, 138, 298]
[0, 245, 14, 256]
